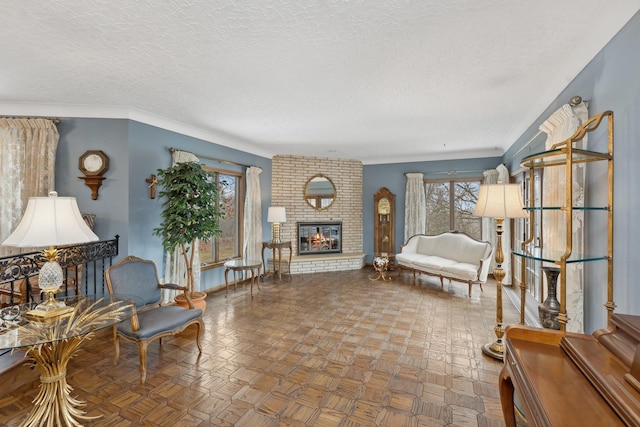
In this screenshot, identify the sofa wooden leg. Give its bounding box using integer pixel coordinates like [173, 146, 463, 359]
[468, 281, 472, 297]
[439, 276, 444, 290]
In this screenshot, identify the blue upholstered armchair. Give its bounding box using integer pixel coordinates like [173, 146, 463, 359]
[105, 255, 204, 384]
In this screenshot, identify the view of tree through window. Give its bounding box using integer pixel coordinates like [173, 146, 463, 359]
[199, 168, 244, 268]
[425, 179, 482, 240]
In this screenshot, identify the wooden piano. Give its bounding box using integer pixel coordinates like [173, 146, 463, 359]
[500, 314, 640, 426]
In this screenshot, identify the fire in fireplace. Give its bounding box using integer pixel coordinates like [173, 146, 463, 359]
[298, 222, 342, 255]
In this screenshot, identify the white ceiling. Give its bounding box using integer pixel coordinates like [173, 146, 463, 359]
[1, 1, 638, 164]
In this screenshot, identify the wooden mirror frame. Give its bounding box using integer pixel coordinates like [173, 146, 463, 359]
[304, 174, 336, 210]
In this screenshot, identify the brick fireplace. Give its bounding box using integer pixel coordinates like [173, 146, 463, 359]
[271, 155, 365, 273]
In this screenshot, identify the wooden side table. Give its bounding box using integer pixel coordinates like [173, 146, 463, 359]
[262, 241, 292, 281]
[224, 259, 262, 297]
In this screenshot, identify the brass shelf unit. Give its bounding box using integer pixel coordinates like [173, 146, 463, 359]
[513, 110, 614, 331]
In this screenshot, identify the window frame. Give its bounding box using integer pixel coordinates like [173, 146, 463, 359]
[199, 166, 245, 270]
[424, 177, 483, 240]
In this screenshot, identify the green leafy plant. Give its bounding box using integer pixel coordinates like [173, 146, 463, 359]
[153, 161, 223, 296]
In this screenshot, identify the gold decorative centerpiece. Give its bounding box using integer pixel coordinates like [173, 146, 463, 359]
[35, 247, 67, 310]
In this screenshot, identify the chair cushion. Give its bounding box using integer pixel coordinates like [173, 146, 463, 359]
[118, 305, 202, 340]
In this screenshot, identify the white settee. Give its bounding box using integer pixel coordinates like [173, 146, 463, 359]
[396, 231, 493, 296]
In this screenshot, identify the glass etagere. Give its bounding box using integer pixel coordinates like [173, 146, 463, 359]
[513, 110, 614, 332]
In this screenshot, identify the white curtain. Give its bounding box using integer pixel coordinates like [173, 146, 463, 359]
[480, 165, 515, 284]
[540, 101, 588, 332]
[0, 118, 59, 256]
[404, 173, 426, 241]
[162, 149, 200, 303]
[243, 166, 263, 269]
[482, 169, 499, 273]
[496, 164, 515, 285]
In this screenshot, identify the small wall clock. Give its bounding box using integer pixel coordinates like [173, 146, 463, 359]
[78, 150, 109, 200]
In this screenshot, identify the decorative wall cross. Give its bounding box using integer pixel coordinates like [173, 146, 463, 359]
[145, 174, 158, 199]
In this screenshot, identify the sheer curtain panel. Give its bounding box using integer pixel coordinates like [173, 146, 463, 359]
[540, 101, 588, 333]
[481, 169, 499, 274]
[404, 173, 426, 242]
[0, 118, 59, 256]
[243, 166, 262, 266]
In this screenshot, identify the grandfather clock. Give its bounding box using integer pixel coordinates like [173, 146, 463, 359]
[373, 187, 395, 264]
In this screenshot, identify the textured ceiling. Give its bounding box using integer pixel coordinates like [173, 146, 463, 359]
[1, 1, 638, 164]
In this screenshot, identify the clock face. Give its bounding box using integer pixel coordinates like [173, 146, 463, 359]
[83, 154, 103, 172]
[378, 198, 391, 215]
[79, 150, 109, 176]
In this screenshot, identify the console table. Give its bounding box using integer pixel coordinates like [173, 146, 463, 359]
[262, 241, 292, 281]
[0, 295, 137, 426]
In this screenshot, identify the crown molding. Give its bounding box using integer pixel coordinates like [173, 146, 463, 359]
[0, 102, 273, 160]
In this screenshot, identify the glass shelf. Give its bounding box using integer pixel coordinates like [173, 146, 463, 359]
[513, 248, 608, 264]
[524, 206, 609, 211]
[521, 148, 611, 168]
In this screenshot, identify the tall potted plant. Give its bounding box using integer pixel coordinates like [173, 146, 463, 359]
[153, 161, 223, 309]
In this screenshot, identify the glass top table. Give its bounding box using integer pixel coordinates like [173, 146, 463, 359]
[0, 294, 138, 349]
[0, 294, 138, 426]
[224, 259, 262, 297]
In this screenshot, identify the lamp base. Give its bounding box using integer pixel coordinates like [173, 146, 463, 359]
[26, 305, 73, 320]
[36, 289, 65, 311]
[482, 340, 504, 361]
[271, 222, 282, 243]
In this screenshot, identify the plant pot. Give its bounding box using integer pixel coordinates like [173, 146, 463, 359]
[174, 291, 207, 312]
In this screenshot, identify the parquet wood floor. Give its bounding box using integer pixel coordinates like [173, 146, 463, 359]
[0, 268, 518, 426]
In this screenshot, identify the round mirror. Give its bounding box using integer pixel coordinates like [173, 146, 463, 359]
[304, 174, 336, 210]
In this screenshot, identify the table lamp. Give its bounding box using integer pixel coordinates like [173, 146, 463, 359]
[473, 183, 527, 360]
[2, 191, 99, 311]
[267, 207, 286, 243]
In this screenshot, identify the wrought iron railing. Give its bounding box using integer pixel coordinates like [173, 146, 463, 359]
[0, 235, 119, 307]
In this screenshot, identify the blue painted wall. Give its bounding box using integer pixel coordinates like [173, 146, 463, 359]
[56, 118, 130, 251]
[55, 119, 272, 292]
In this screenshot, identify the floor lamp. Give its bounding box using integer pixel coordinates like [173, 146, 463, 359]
[473, 183, 527, 360]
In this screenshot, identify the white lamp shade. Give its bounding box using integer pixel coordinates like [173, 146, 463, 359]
[2, 192, 98, 248]
[473, 184, 528, 219]
[267, 207, 287, 223]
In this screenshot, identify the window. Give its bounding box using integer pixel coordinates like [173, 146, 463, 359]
[199, 167, 245, 269]
[424, 178, 482, 239]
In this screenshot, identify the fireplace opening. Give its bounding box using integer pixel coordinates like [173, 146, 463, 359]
[298, 222, 342, 255]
